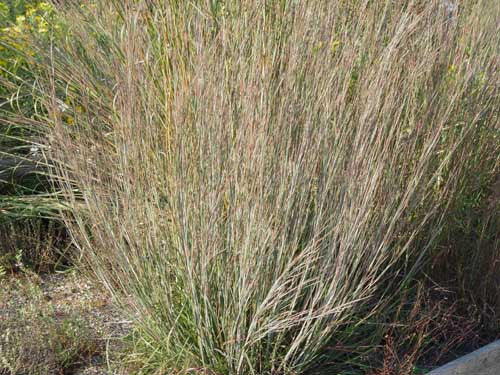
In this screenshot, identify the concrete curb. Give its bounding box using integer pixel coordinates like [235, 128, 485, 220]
[427, 340, 500, 375]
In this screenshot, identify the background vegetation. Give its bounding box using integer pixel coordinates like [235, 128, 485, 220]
[0, 0, 69, 274]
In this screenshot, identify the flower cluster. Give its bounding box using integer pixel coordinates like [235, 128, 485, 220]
[0, 2, 55, 75]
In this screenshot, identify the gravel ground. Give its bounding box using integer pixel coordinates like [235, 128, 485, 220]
[0, 271, 131, 375]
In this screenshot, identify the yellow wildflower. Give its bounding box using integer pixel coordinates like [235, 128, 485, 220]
[37, 19, 49, 33]
[37, 2, 53, 12]
[26, 7, 37, 17]
[331, 40, 341, 53]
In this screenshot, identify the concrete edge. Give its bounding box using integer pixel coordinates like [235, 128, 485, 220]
[427, 340, 500, 375]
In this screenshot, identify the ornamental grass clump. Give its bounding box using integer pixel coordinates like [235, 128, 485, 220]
[20, 0, 499, 373]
